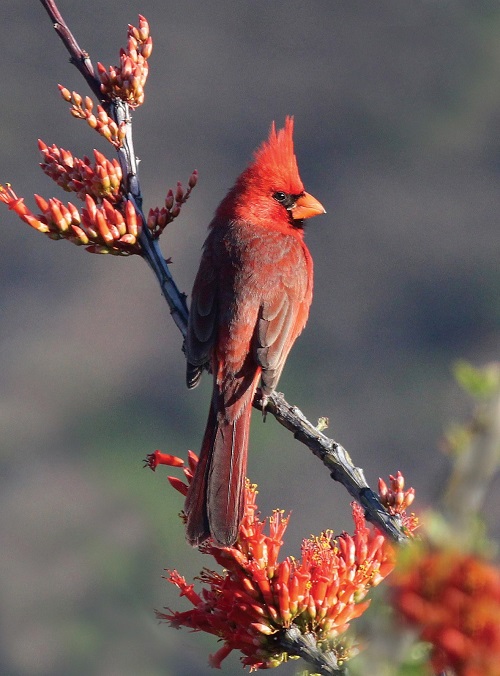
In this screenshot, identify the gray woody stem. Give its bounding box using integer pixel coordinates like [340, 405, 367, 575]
[39, 0, 409, 544]
[277, 624, 349, 675]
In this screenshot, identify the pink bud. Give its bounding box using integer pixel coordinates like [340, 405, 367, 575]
[61, 148, 74, 167]
[391, 472, 405, 492]
[138, 15, 150, 41]
[128, 36, 138, 55]
[405, 489, 415, 508]
[188, 169, 198, 189]
[121, 56, 133, 79]
[175, 182, 184, 203]
[146, 208, 157, 230]
[141, 38, 153, 60]
[128, 24, 140, 42]
[378, 478, 388, 501]
[157, 208, 169, 229]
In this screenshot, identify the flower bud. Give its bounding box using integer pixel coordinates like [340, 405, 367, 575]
[58, 84, 72, 101]
[175, 182, 184, 204]
[62, 202, 78, 224]
[164, 189, 174, 211]
[95, 209, 113, 244]
[34, 194, 49, 213]
[118, 233, 136, 245]
[188, 170, 198, 189]
[71, 224, 89, 245]
[138, 15, 150, 41]
[125, 199, 138, 237]
[141, 37, 153, 60]
[48, 198, 68, 231]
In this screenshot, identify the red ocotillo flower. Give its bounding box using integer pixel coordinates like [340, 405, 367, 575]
[392, 546, 500, 676]
[145, 450, 418, 671]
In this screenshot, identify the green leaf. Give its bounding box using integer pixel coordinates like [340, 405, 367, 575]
[453, 360, 500, 399]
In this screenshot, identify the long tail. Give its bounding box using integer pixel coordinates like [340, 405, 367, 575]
[185, 384, 254, 547]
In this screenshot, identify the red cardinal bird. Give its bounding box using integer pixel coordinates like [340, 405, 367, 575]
[185, 117, 325, 546]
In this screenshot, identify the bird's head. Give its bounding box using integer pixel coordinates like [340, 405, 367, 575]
[216, 117, 325, 230]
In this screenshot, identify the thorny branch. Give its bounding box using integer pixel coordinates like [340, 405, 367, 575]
[40, 0, 102, 100]
[38, 0, 409, 545]
[260, 392, 408, 542]
[276, 625, 348, 675]
[39, 0, 190, 334]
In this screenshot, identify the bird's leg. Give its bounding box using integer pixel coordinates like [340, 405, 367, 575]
[258, 388, 270, 422]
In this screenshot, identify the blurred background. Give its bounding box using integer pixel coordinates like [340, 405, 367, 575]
[1, 1, 500, 674]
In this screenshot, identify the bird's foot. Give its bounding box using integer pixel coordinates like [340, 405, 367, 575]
[260, 392, 269, 421]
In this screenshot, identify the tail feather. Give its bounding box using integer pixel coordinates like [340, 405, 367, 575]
[207, 404, 251, 546]
[184, 410, 214, 545]
[185, 395, 252, 547]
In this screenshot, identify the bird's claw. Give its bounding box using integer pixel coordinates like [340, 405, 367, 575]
[261, 393, 269, 421]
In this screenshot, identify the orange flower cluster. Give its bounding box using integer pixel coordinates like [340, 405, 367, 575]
[378, 471, 418, 534]
[0, 185, 140, 254]
[1, 167, 196, 255]
[145, 450, 417, 671]
[39, 141, 122, 202]
[57, 15, 151, 143]
[97, 15, 152, 107]
[1, 15, 197, 257]
[147, 172, 198, 238]
[58, 86, 127, 148]
[393, 548, 500, 676]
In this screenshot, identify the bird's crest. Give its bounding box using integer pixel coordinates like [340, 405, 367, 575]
[246, 116, 304, 195]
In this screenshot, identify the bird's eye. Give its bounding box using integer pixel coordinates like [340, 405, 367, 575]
[273, 191, 288, 203]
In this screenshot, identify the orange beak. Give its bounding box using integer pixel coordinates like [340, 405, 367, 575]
[290, 191, 326, 220]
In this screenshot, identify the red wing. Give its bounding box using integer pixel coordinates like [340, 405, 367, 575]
[255, 290, 302, 396]
[186, 249, 218, 388]
[254, 239, 311, 396]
